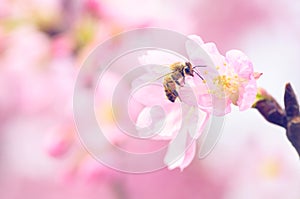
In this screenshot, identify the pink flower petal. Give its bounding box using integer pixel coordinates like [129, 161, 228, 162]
[179, 142, 196, 171]
[226, 50, 254, 78]
[237, 77, 258, 111]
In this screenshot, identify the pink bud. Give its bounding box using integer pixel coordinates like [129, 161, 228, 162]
[254, 72, 263, 79]
[44, 125, 73, 158]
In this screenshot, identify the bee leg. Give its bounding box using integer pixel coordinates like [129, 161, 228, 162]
[175, 80, 181, 86]
[175, 78, 185, 87]
[177, 95, 182, 102]
[173, 90, 182, 102]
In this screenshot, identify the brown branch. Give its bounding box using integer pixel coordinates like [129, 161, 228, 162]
[253, 83, 300, 157]
[287, 116, 300, 156]
[284, 83, 300, 118]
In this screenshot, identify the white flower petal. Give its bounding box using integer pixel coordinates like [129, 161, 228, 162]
[198, 115, 225, 159]
[185, 38, 207, 66]
[136, 106, 165, 138]
[136, 104, 182, 139]
[188, 108, 210, 139]
[163, 123, 188, 169]
[178, 85, 198, 106]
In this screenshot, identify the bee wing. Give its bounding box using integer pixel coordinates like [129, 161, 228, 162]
[134, 50, 185, 88]
[131, 65, 172, 89]
[130, 65, 173, 106]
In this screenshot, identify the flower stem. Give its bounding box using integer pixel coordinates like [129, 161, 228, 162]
[253, 88, 286, 128]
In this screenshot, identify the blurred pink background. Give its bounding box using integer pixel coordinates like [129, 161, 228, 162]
[1, 0, 300, 198]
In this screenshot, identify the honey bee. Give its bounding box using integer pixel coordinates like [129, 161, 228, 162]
[162, 62, 205, 102]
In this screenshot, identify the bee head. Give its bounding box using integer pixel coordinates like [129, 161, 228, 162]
[184, 62, 194, 76]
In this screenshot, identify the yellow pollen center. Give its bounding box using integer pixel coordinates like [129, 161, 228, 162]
[213, 74, 240, 98]
[210, 72, 249, 104]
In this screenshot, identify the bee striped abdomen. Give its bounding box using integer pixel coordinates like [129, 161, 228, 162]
[163, 76, 178, 102]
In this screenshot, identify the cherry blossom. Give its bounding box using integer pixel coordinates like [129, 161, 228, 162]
[133, 50, 210, 170]
[133, 34, 261, 170]
[188, 35, 262, 115]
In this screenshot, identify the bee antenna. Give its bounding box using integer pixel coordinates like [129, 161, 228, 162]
[193, 65, 206, 69]
[194, 70, 204, 81]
